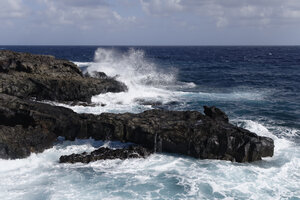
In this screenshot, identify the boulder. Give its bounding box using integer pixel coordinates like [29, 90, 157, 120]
[59, 146, 152, 164]
[0, 50, 127, 102]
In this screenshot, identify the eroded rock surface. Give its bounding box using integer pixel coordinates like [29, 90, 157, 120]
[0, 94, 274, 162]
[0, 50, 127, 102]
[59, 146, 152, 164]
[0, 50, 274, 162]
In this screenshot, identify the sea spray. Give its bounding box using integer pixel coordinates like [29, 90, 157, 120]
[1, 46, 300, 199]
[0, 122, 298, 200]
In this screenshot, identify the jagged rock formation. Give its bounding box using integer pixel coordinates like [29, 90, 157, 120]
[0, 50, 127, 102]
[59, 146, 152, 164]
[0, 93, 274, 162]
[0, 50, 274, 162]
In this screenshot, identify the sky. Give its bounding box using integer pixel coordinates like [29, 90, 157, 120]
[1, 0, 300, 45]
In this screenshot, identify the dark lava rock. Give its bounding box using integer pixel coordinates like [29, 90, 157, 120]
[94, 108, 274, 162]
[84, 71, 108, 79]
[0, 93, 274, 162]
[93, 71, 109, 79]
[0, 93, 77, 158]
[59, 145, 152, 164]
[134, 98, 163, 106]
[0, 50, 127, 102]
[0, 125, 56, 159]
[204, 105, 229, 123]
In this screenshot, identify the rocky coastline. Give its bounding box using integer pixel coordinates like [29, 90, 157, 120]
[0, 50, 274, 163]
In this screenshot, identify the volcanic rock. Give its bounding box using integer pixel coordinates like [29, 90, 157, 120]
[0, 93, 274, 162]
[0, 50, 274, 162]
[0, 50, 127, 102]
[59, 146, 152, 164]
[92, 109, 274, 162]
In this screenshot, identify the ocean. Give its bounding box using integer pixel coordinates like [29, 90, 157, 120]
[0, 46, 299, 199]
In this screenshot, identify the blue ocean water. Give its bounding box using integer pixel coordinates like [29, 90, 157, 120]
[0, 46, 299, 199]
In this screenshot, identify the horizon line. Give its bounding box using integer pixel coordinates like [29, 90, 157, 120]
[1, 44, 300, 47]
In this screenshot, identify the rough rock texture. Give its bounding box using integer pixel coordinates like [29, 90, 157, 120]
[0, 50, 127, 102]
[0, 93, 274, 162]
[0, 93, 77, 158]
[91, 107, 274, 162]
[0, 125, 56, 159]
[0, 50, 274, 162]
[59, 146, 152, 164]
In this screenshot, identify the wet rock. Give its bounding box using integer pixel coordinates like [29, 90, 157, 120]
[84, 71, 108, 79]
[93, 71, 108, 79]
[0, 50, 127, 102]
[93, 107, 274, 162]
[0, 125, 56, 159]
[0, 94, 274, 162]
[59, 145, 152, 164]
[0, 50, 275, 163]
[204, 105, 229, 123]
[66, 101, 101, 107]
[134, 98, 163, 106]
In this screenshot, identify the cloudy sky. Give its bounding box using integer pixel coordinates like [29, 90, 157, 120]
[1, 0, 300, 45]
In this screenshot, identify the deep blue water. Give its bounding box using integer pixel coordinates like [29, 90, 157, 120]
[1, 46, 299, 200]
[2, 46, 299, 131]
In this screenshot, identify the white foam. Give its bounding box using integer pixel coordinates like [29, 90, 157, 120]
[87, 48, 180, 107]
[180, 91, 264, 102]
[73, 61, 94, 68]
[236, 119, 297, 153]
[238, 120, 277, 139]
[0, 125, 299, 200]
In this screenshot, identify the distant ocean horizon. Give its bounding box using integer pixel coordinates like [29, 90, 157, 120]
[0, 45, 299, 199]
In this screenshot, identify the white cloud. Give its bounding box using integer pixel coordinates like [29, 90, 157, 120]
[0, 0, 27, 19]
[141, 0, 183, 16]
[36, 0, 136, 28]
[216, 17, 228, 28]
[140, 0, 300, 28]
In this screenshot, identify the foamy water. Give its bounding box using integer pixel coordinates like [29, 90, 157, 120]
[1, 48, 300, 199]
[0, 121, 299, 200]
[62, 48, 265, 114]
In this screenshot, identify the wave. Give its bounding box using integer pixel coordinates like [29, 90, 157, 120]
[74, 48, 194, 112]
[235, 119, 295, 152]
[179, 91, 264, 102]
[88, 48, 177, 87]
[1, 121, 299, 199]
[73, 61, 94, 68]
[60, 48, 266, 114]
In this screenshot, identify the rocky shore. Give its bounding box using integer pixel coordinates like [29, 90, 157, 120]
[0, 50, 274, 163]
[0, 50, 127, 102]
[59, 146, 152, 164]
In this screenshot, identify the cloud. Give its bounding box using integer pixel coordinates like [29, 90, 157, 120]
[140, 0, 184, 16]
[35, 0, 136, 29]
[0, 0, 27, 19]
[50, 0, 109, 8]
[140, 0, 300, 28]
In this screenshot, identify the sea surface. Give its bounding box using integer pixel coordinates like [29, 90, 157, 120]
[0, 46, 299, 200]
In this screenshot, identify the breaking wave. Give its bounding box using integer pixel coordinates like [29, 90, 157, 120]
[68, 48, 266, 114]
[0, 121, 299, 200]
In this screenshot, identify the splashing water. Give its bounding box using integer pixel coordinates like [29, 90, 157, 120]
[2, 46, 300, 199]
[0, 121, 299, 200]
[86, 48, 186, 109]
[70, 48, 266, 114]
